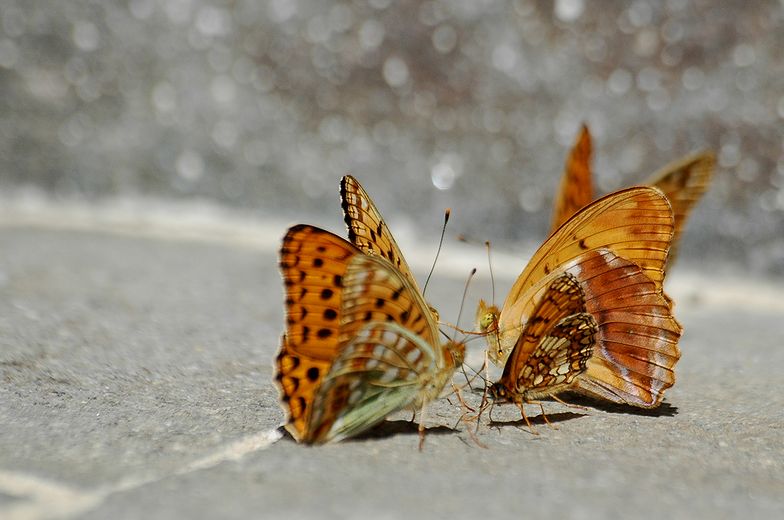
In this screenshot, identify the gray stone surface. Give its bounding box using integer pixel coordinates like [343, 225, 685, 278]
[1, 217, 783, 519]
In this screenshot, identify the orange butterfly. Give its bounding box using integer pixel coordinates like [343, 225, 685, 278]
[276, 175, 465, 444]
[276, 225, 464, 444]
[489, 248, 681, 411]
[552, 124, 715, 265]
[479, 187, 681, 408]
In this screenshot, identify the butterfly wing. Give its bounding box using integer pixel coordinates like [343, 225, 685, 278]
[493, 186, 674, 363]
[276, 224, 361, 441]
[565, 248, 682, 407]
[494, 273, 596, 401]
[647, 151, 715, 267]
[276, 225, 452, 443]
[519, 314, 597, 399]
[308, 254, 456, 443]
[308, 322, 440, 443]
[551, 123, 713, 267]
[340, 175, 421, 292]
[550, 124, 594, 234]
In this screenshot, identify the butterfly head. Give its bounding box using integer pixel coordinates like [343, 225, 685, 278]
[488, 382, 511, 402]
[476, 299, 505, 363]
[476, 299, 499, 333]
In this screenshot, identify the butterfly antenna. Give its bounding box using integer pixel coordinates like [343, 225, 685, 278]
[485, 241, 495, 306]
[423, 208, 450, 297]
[454, 268, 477, 390]
[457, 352, 488, 387]
[453, 267, 477, 342]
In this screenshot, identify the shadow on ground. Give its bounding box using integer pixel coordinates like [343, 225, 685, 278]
[276, 420, 458, 444]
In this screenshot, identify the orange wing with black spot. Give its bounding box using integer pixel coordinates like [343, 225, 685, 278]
[276, 224, 360, 441]
[308, 255, 461, 443]
[340, 175, 421, 292]
[275, 225, 463, 444]
[551, 124, 593, 234]
[551, 125, 714, 268]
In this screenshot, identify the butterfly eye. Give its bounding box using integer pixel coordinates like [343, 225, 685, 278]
[489, 383, 505, 400]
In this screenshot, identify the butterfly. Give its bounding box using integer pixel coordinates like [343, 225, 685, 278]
[489, 272, 597, 423]
[490, 247, 681, 411]
[551, 124, 715, 265]
[277, 175, 467, 444]
[478, 186, 682, 408]
[276, 225, 464, 444]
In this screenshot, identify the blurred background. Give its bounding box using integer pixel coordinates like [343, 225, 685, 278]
[0, 0, 782, 274]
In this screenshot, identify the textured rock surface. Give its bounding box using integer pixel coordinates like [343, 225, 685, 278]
[1, 219, 782, 519]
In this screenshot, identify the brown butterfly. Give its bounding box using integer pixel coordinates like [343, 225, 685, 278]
[489, 272, 597, 424]
[276, 222, 464, 443]
[277, 175, 478, 444]
[478, 186, 681, 408]
[490, 248, 681, 410]
[551, 124, 715, 265]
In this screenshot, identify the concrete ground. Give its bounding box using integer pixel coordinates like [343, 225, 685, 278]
[1, 202, 783, 519]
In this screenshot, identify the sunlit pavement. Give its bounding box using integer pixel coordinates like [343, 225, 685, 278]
[1, 211, 783, 519]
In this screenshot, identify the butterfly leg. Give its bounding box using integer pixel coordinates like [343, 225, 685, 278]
[486, 401, 502, 431]
[460, 364, 473, 391]
[451, 383, 476, 414]
[516, 401, 539, 435]
[450, 387, 488, 448]
[475, 349, 490, 434]
[417, 402, 428, 452]
[536, 401, 559, 430]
